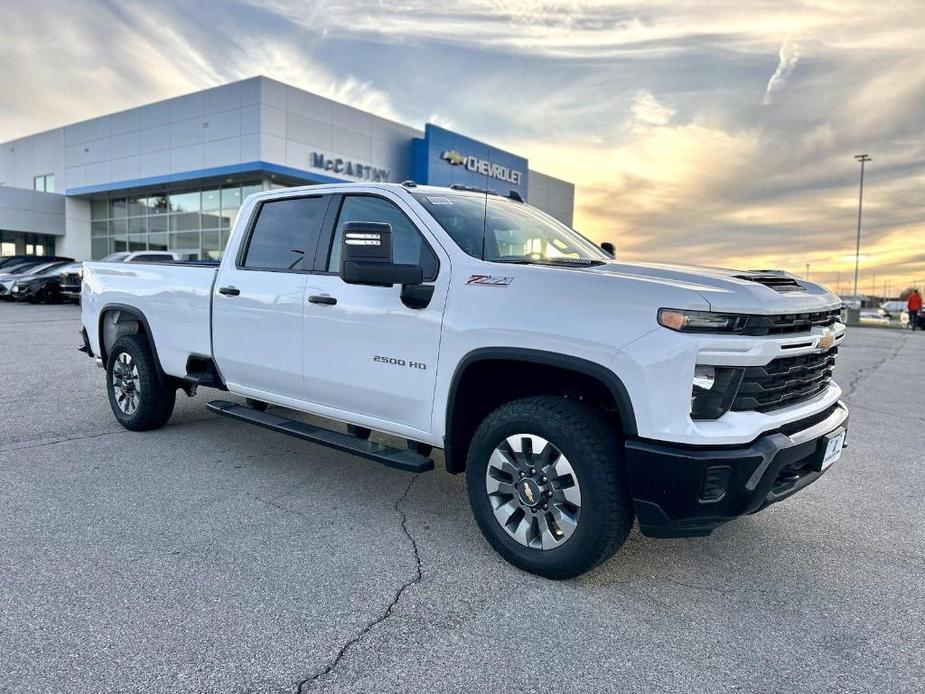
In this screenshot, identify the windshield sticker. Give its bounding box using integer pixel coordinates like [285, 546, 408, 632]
[426, 196, 454, 205]
[466, 274, 514, 287]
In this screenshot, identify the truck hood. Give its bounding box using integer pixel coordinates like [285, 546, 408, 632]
[585, 260, 842, 314]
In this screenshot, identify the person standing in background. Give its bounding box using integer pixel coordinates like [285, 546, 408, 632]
[907, 289, 922, 331]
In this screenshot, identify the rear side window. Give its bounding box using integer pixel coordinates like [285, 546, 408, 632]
[242, 197, 326, 271]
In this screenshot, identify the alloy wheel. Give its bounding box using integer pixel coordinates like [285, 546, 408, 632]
[112, 352, 142, 415]
[485, 434, 582, 550]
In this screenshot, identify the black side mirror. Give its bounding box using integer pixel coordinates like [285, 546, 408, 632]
[340, 221, 423, 287]
[600, 241, 615, 257]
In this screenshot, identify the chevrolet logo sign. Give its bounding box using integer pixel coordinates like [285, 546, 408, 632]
[817, 328, 835, 351]
[441, 150, 467, 166]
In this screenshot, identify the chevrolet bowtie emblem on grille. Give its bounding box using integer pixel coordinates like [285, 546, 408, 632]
[522, 482, 535, 504]
[817, 328, 835, 351]
[441, 150, 467, 166]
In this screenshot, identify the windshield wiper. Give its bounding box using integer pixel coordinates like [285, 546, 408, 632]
[535, 258, 607, 267]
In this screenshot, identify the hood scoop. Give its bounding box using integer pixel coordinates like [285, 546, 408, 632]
[734, 271, 805, 293]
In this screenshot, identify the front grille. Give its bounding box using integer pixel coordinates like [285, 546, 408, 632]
[735, 273, 804, 293]
[732, 348, 837, 412]
[742, 308, 842, 336]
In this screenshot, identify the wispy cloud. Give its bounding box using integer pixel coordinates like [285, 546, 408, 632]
[763, 38, 801, 105]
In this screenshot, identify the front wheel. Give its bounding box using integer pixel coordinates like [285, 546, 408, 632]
[466, 396, 634, 579]
[106, 335, 176, 431]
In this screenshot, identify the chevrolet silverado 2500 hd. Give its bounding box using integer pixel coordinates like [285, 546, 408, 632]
[79, 182, 848, 579]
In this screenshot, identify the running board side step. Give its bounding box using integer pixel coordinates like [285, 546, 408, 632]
[206, 400, 435, 473]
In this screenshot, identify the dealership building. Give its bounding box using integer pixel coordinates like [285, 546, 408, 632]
[0, 76, 574, 261]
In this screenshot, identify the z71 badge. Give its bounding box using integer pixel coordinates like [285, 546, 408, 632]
[466, 275, 514, 287]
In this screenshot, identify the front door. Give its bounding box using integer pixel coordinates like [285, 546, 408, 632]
[302, 192, 448, 436]
[212, 195, 328, 402]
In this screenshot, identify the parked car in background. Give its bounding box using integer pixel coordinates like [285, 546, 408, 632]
[878, 300, 907, 319]
[10, 262, 83, 303]
[59, 265, 83, 302]
[100, 251, 181, 263]
[859, 310, 890, 325]
[0, 255, 74, 271]
[0, 260, 75, 300]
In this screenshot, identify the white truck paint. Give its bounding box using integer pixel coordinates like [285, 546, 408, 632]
[80, 182, 849, 577]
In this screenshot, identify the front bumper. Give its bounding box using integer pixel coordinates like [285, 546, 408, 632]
[625, 401, 848, 538]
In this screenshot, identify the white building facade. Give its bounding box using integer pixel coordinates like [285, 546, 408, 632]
[0, 76, 575, 261]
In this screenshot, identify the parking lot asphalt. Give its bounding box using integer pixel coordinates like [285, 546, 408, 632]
[1, 301, 923, 694]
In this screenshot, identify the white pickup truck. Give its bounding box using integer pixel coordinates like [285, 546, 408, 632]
[79, 182, 848, 578]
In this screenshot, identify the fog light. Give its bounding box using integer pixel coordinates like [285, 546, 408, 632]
[690, 366, 745, 420]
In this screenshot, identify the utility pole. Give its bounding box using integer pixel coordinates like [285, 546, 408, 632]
[805, 263, 810, 280]
[853, 154, 871, 299]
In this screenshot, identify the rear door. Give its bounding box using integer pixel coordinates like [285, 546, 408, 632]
[212, 194, 329, 402]
[302, 192, 449, 436]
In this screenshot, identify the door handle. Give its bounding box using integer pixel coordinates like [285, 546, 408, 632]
[218, 286, 240, 296]
[308, 294, 337, 305]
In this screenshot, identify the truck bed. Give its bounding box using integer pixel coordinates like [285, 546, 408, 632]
[81, 261, 218, 378]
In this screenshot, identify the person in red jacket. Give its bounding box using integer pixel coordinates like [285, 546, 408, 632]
[908, 289, 922, 331]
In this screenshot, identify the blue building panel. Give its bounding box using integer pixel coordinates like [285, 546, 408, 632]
[412, 124, 529, 199]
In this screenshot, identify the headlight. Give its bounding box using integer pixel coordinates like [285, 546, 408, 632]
[690, 365, 744, 419]
[658, 308, 748, 333]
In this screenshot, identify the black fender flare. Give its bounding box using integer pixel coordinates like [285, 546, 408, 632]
[443, 347, 638, 473]
[97, 303, 168, 380]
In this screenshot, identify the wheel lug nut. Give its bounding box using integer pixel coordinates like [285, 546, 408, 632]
[519, 471, 525, 477]
[530, 468, 536, 475]
[545, 490, 553, 497]
[543, 504, 548, 510]
[540, 476, 547, 483]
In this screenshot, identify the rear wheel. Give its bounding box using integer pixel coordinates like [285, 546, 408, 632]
[466, 396, 634, 579]
[106, 335, 176, 431]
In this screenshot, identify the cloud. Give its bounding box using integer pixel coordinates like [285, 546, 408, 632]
[763, 38, 801, 105]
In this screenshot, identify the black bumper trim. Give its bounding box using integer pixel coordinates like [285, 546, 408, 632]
[625, 402, 849, 538]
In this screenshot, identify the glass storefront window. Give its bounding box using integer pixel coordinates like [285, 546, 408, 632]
[148, 232, 168, 251]
[148, 215, 168, 234]
[170, 231, 200, 250]
[149, 195, 169, 214]
[110, 198, 127, 218]
[128, 196, 148, 217]
[169, 191, 200, 213]
[91, 199, 109, 219]
[170, 213, 201, 232]
[202, 189, 220, 211]
[92, 237, 110, 258]
[88, 180, 269, 259]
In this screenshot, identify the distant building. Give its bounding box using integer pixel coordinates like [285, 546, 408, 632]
[0, 76, 574, 260]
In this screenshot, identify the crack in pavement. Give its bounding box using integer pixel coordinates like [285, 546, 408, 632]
[294, 474, 423, 693]
[841, 331, 909, 400]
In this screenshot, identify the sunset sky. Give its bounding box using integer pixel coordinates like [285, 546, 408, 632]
[1, 1, 923, 295]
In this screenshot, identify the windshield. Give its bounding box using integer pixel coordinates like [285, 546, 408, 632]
[413, 193, 608, 265]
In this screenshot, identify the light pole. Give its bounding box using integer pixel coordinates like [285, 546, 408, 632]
[853, 154, 871, 299]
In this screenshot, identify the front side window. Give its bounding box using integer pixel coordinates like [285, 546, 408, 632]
[327, 196, 437, 280]
[413, 193, 607, 266]
[242, 197, 326, 271]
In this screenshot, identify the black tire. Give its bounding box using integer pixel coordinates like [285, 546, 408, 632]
[245, 398, 268, 412]
[106, 334, 176, 431]
[465, 396, 634, 579]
